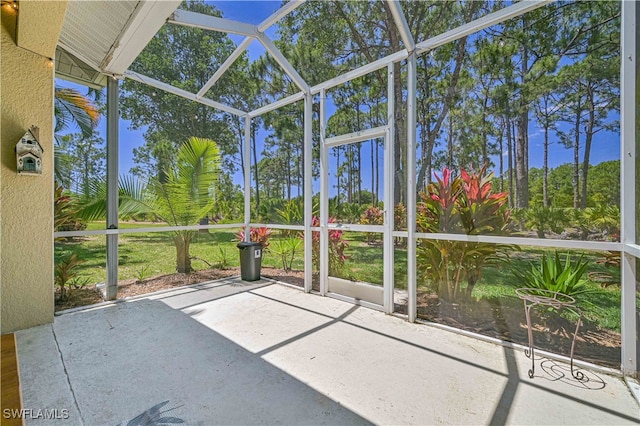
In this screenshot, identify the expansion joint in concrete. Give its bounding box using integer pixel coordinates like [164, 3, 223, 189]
[51, 324, 85, 425]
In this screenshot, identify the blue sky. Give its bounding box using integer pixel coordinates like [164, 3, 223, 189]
[56, 1, 621, 196]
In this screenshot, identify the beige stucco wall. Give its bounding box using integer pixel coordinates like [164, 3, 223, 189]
[1, 1, 67, 333]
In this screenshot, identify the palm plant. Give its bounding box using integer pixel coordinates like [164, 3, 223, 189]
[53, 86, 100, 187]
[276, 199, 303, 237]
[578, 205, 620, 240]
[150, 137, 221, 273]
[73, 138, 220, 274]
[529, 206, 567, 238]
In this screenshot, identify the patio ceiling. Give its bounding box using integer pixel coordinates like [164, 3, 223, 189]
[55, 0, 181, 87]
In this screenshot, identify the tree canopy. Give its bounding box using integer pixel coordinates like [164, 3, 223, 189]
[119, 0, 620, 223]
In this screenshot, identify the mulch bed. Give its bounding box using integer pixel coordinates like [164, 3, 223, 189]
[396, 292, 621, 368]
[55, 266, 304, 311]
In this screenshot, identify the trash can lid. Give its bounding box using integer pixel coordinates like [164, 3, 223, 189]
[237, 241, 262, 249]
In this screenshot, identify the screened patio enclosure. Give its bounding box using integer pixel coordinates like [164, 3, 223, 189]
[52, 0, 639, 377]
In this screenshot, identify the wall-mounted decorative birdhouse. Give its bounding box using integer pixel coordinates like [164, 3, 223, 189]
[15, 126, 43, 175]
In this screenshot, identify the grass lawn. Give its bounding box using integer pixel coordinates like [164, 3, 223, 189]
[55, 225, 622, 332]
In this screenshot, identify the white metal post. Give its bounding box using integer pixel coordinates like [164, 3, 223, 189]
[620, 0, 637, 376]
[407, 53, 417, 322]
[383, 63, 395, 313]
[304, 93, 313, 293]
[319, 89, 329, 296]
[105, 77, 119, 300]
[244, 116, 251, 242]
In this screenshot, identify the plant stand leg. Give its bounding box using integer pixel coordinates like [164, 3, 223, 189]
[523, 299, 536, 379]
[569, 310, 585, 381]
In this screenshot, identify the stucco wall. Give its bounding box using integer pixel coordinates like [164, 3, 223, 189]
[1, 2, 67, 333]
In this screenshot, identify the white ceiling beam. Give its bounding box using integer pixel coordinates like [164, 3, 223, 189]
[415, 0, 552, 55]
[311, 49, 408, 94]
[257, 1, 306, 33]
[257, 34, 310, 93]
[249, 91, 305, 118]
[103, 0, 182, 75]
[124, 71, 246, 117]
[387, 0, 415, 52]
[197, 37, 254, 98]
[325, 126, 387, 148]
[169, 9, 258, 37]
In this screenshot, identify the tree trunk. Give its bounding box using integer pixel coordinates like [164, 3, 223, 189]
[581, 86, 595, 209]
[481, 96, 489, 165]
[375, 138, 379, 206]
[336, 146, 341, 208]
[416, 37, 469, 193]
[515, 43, 529, 208]
[543, 123, 549, 208]
[499, 121, 504, 193]
[251, 124, 260, 211]
[357, 143, 362, 206]
[507, 116, 514, 208]
[370, 122, 375, 206]
[417, 55, 430, 191]
[174, 231, 192, 274]
[466, 275, 478, 298]
[373, 100, 379, 206]
[572, 105, 581, 209]
[515, 113, 529, 208]
[393, 61, 405, 206]
[347, 144, 353, 203]
[447, 113, 454, 168]
[286, 150, 292, 201]
[237, 118, 245, 178]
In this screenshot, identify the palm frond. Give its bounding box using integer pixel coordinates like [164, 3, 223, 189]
[152, 137, 221, 226]
[54, 87, 100, 137]
[76, 175, 152, 222]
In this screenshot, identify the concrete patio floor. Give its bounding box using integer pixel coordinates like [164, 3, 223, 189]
[16, 278, 640, 425]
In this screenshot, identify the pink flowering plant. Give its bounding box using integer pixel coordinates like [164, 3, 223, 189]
[236, 227, 272, 250]
[416, 164, 513, 300]
[359, 205, 384, 243]
[307, 216, 348, 275]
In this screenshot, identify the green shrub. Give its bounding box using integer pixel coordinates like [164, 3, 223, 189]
[55, 254, 86, 301]
[359, 205, 383, 243]
[276, 199, 303, 237]
[523, 206, 567, 238]
[513, 251, 590, 298]
[272, 237, 302, 271]
[308, 216, 348, 275]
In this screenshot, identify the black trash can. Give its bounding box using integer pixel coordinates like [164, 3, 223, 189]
[237, 241, 262, 281]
